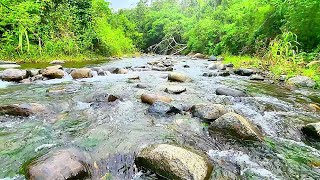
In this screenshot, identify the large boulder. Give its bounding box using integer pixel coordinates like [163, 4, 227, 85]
[70, 68, 93, 79]
[168, 72, 191, 82]
[148, 101, 181, 116]
[1, 69, 27, 81]
[302, 122, 320, 139]
[216, 87, 247, 97]
[42, 66, 65, 79]
[191, 104, 227, 121]
[136, 144, 212, 180]
[288, 76, 316, 88]
[27, 148, 90, 180]
[210, 112, 263, 141]
[141, 94, 172, 105]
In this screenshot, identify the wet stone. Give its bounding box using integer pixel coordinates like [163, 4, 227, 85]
[234, 68, 254, 76]
[191, 104, 228, 121]
[147, 101, 181, 116]
[136, 144, 212, 180]
[0, 105, 32, 117]
[27, 148, 90, 180]
[210, 112, 264, 141]
[216, 87, 247, 97]
[71, 68, 93, 79]
[1, 69, 27, 82]
[288, 76, 316, 88]
[141, 94, 172, 105]
[302, 122, 320, 140]
[250, 74, 265, 81]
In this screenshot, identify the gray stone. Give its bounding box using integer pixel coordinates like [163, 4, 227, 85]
[234, 68, 254, 76]
[250, 74, 264, 81]
[288, 76, 316, 88]
[1, 69, 27, 81]
[208, 63, 226, 70]
[70, 68, 93, 79]
[164, 86, 186, 94]
[148, 101, 181, 116]
[216, 87, 247, 97]
[168, 72, 191, 82]
[49, 60, 65, 65]
[0, 64, 21, 69]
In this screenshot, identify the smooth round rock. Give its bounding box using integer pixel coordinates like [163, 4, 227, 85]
[70, 68, 93, 79]
[168, 72, 191, 82]
[191, 104, 227, 121]
[136, 144, 212, 180]
[164, 86, 186, 94]
[141, 94, 172, 105]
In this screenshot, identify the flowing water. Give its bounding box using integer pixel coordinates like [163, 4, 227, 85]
[0, 55, 320, 179]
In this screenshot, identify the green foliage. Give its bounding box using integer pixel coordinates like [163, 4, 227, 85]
[0, 0, 136, 61]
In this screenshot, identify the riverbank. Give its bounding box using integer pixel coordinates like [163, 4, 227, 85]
[223, 55, 320, 88]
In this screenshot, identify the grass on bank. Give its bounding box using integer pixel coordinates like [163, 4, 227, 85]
[223, 55, 320, 88]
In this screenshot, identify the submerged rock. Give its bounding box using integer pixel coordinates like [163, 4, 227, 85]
[141, 94, 172, 105]
[0, 105, 32, 117]
[71, 68, 93, 79]
[191, 104, 227, 121]
[288, 76, 316, 88]
[210, 112, 263, 141]
[136, 144, 212, 180]
[168, 72, 191, 82]
[164, 86, 186, 94]
[112, 68, 129, 74]
[27, 148, 90, 180]
[148, 101, 181, 116]
[234, 68, 254, 76]
[216, 87, 247, 97]
[1, 69, 27, 81]
[208, 150, 278, 179]
[302, 122, 320, 139]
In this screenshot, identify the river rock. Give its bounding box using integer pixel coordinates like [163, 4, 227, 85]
[1, 69, 27, 81]
[225, 63, 234, 68]
[49, 60, 65, 65]
[86, 93, 119, 103]
[183, 64, 190, 68]
[112, 68, 129, 74]
[0, 64, 21, 69]
[191, 104, 227, 121]
[152, 67, 173, 71]
[208, 55, 217, 61]
[208, 63, 226, 70]
[0, 105, 32, 117]
[141, 94, 172, 105]
[42, 67, 65, 79]
[288, 76, 316, 88]
[164, 86, 186, 94]
[136, 83, 148, 89]
[70, 68, 93, 79]
[250, 74, 264, 81]
[136, 144, 212, 180]
[210, 112, 263, 141]
[234, 68, 254, 76]
[91, 67, 106, 76]
[0, 60, 16, 64]
[216, 87, 247, 97]
[193, 53, 206, 59]
[27, 148, 89, 180]
[168, 72, 191, 82]
[148, 101, 181, 116]
[302, 122, 320, 139]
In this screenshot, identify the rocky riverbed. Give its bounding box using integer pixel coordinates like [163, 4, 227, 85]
[0, 55, 320, 179]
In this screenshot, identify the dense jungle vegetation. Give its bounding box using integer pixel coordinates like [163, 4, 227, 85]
[0, 0, 320, 84]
